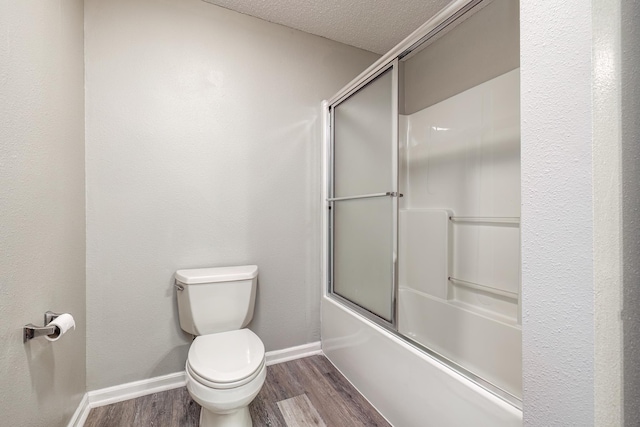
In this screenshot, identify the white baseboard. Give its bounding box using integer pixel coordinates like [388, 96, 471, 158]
[88, 371, 187, 408]
[67, 393, 90, 427]
[70, 341, 323, 426]
[265, 341, 322, 366]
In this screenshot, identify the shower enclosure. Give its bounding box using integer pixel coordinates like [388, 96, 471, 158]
[323, 0, 521, 420]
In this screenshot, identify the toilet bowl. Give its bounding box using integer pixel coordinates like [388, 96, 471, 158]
[185, 329, 266, 427]
[175, 265, 265, 427]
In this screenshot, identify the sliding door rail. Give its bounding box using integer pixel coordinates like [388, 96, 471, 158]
[326, 0, 486, 106]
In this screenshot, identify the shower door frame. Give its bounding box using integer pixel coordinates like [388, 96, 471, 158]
[327, 60, 400, 329]
[322, 0, 522, 410]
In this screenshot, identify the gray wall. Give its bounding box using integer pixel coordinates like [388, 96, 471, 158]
[622, 0, 640, 424]
[84, 0, 378, 390]
[0, 0, 86, 426]
[402, 0, 519, 115]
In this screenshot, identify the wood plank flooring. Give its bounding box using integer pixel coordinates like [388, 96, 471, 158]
[84, 355, 391, 427]
[84, 387, 200, 426]
[277, 395, 326, 427]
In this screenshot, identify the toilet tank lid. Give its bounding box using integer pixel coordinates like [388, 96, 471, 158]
[175, 265, 258, 284]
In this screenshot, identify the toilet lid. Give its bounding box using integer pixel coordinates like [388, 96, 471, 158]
[187, 329, 265, 386]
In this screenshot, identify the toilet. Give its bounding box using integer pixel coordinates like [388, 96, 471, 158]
[175, 265, 265, 427]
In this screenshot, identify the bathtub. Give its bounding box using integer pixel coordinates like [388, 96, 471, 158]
[321, 297, 522, 426]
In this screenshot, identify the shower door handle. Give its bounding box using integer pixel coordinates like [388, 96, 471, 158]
[327, 192, 403, 202]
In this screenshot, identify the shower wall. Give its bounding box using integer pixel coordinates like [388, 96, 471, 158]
[398, 69, 521, 397]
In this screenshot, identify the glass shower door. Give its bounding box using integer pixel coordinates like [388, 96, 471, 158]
[329, 64, 398, 323]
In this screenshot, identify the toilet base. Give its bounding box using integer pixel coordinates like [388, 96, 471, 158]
[200, 406, 252, 427]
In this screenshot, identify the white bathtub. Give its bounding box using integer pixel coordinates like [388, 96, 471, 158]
[397, 286, 522, 399]
[321, 297, 522, 427]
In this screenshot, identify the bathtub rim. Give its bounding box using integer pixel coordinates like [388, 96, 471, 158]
[322, 294, 523, 411]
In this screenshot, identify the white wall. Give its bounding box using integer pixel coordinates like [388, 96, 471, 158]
[593, 1, 623, 425]
[521, 0, 632, 425]
[84, 0, 378, 390]
[0, 0, 86, 426]
[521, 1, 595, 424]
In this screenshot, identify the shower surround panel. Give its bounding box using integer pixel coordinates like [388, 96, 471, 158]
[322, 69, 522, 427]
[398, 68, 521, 398]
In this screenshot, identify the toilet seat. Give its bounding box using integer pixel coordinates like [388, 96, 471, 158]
[187, 359, 265, 390]
[187, 329, 265, 390]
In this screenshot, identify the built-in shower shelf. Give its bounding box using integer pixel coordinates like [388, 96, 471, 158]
[448, 276, 518, 301]
[449, 216, 520, 225]
[447, 298, 522, 327]
[447, 275, 520, 323]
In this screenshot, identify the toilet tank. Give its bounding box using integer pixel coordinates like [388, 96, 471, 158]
[175, 265, 258, 335]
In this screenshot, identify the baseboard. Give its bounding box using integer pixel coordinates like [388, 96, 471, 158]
[70, 341, 323, 426]
[265, 341, 322, 366]
[67, 393, 90, 427]
[88, 371, 187, 408]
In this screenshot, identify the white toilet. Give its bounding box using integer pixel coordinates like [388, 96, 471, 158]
[175, 265, 266, 427]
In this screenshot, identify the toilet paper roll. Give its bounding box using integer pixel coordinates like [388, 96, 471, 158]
[45, 313, 76, 342]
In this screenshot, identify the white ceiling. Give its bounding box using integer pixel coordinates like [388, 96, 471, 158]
[201, 0, 454, 55]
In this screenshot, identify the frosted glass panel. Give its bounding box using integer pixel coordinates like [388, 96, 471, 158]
[333, 197, 393, 321]
[334, 69, 393, 197]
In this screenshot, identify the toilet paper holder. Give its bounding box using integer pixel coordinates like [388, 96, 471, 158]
[23, 311, 62, 343]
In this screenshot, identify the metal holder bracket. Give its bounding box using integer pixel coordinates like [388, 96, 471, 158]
[23, 311, 62, 343]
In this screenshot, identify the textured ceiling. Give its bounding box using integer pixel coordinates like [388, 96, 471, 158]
[201, 0, 454, 54]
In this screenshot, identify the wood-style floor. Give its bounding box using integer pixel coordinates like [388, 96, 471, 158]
[84, 355, 391, 427]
